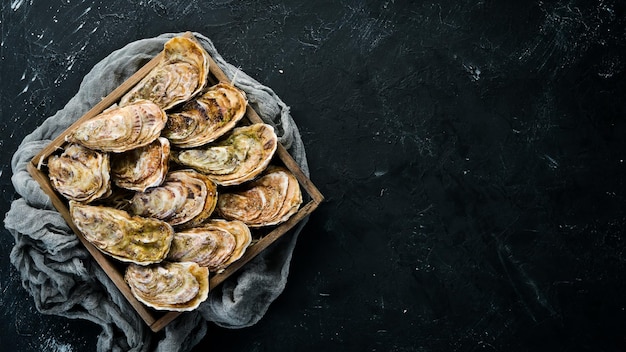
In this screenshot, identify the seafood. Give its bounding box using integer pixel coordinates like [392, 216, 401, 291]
[110, 137, 170, 192]
[119, 36, 210, 110]
[69, 201, 174, 265]
[167, 219, 251, 272]
[129, 169, 218, 228]
[125, 262, 209, 311]
[172, 123, 277, 186]
[163, 82, 248, 148]
[216, 166, 302, 227]
[67, 100, 167, 153]
[48, 144, 111, 203]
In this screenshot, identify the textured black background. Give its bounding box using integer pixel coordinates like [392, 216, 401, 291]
[2, 0, 626, 351]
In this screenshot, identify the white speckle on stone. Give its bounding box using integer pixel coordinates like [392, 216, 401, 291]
[41, 336, 74, 352]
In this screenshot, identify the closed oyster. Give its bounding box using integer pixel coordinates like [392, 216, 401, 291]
[125, 262, 209, 311]
[120, 36, 210, 110]
[167, 225, 236, 271]
[167, 219, 251, 271]
[67, 100, 167, 153]
[111, 137, 170, 192]
[163, 82, 248, 148]
[172, 123, 277, 186]
[48, 144, 111, 203]
[69, 201, 174, 264]
[217, 166, 302, 227]
[129, 169, 217, 228]
[208, 219, 252, 271]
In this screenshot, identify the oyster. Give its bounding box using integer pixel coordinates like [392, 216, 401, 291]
[167, 225, 235, 271]
[172, 123, 278, 186]
[129, 169, 218, 228]
[111, 137, 170, 192]
[119, 36, 210, 110]
[208, 219, 252, 271]
[48, 144, 111, 203]
[163, 82, 248, 148]
[125, 262, 209, 311]
[67, 100, 167, 153]
[167, 219, 251, 271]
[69, 201, 174, 265]
[217, 166, 302, 227]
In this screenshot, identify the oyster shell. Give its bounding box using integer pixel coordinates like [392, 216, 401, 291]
[119, 36, 210, 110]
[69, 201, 174, 265]
[125, 262, 209, 311]
[67, 100, 167, 153]
[167, 225, 235, 271]
[111, 137, 170, 192]
[172, 123, 278, 186]
[167, 219, 251, 271]
[208, 219, 252, 271]
[163, 82, 248, 148]
[217, 166, 302, 227]
[47, 144, 111, 203]
[129, 169, 218, 228]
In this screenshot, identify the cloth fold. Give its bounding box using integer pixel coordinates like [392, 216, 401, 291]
[4, 32, 309, 351]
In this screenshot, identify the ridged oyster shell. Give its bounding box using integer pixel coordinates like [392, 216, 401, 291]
[111, 137, 170, 192]
[129, 169, 217, 228]
[67, 100, 167, 153]
[172, 123, 278, 186]
[217, 166, 302, 227]
[163, 82, 248, 148]
[210, 219, 252, 270]
[120, 36, 210, 110]
[125, 262, 209, 311]
[69, 201, 175, 265]
[48, 144, 111, 203]
[167, 219, 251, 272]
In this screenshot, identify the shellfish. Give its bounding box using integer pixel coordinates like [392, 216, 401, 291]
[163, 82, 248, 148]
[69, 201, 175, 265]
[129, 169, 218, 228]
[125, 262, 209, 311]
[119, 35, 210, 110]
[110, 137, 170, 192]
[66, 100, 167, 153]
[216, 166, 302, 227]
[172, 123, 277, 186]
[167, 219, 251, 272]
[47, 144, 111, 203]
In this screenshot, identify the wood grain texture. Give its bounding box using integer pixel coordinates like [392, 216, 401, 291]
[27, 33, 323, 332]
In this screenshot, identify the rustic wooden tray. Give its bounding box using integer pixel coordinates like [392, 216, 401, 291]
[27, 34, 323, 332]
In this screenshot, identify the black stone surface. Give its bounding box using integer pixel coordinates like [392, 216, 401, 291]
[2, 0, 626, 351]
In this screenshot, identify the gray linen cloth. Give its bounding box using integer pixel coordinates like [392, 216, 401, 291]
[4, 32, 309, 352]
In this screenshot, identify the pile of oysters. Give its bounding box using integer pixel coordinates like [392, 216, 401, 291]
[46, 35, 302, 312]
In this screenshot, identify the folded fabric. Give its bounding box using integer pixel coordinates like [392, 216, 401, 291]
[4, 32, 309, 352]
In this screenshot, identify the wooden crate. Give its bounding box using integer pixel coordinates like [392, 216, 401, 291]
[27, 33, 324, 332]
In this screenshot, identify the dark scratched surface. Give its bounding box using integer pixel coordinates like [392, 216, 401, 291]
[2, 0, 626, 351]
